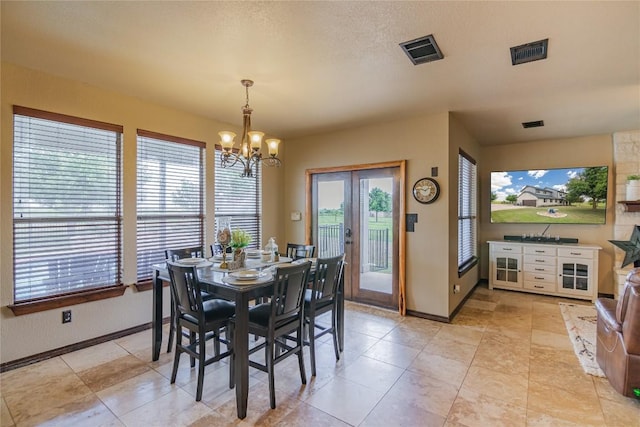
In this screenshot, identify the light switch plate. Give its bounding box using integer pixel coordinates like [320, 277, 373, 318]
[290, 211, 302, 221]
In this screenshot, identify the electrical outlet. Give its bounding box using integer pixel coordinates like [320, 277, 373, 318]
[453, 284, 461, 294]
[62, 310, 72, 324]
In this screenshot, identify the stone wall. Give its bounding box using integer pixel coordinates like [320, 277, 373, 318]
[612, 130, 640, 298]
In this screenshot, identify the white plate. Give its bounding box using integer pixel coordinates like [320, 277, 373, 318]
[230, 269, 262, 280]
[178, 258, 207, 265]
[293, 258, 316, 265]
[245, 250, 262, 258]
[222, 274, 271, 286]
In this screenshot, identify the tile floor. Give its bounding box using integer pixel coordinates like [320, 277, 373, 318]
[1, 285, 639, 426]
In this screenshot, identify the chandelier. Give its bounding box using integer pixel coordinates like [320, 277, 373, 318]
[218, 79, 282, 177]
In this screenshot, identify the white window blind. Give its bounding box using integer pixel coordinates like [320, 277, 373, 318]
[12, 107, 123, 302]
[458, 150, 477, 270]
[214, 147, 261, 249]
[136, 130, 205, 284]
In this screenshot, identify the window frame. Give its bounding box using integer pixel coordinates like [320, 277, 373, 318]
[458, 149, 478, 277]
[135, 129, 206, 290]
[9, 106, 126, 315]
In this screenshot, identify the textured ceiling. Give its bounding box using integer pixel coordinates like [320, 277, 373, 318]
[2, 1, 639, 145]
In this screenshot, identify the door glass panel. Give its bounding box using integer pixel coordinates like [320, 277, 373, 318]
[359, 177, 393, 294]
[507, 258, 518, 269]
[497, 257, 506, 268]
[317, 180, 345, 258]
[507, 271, 517, 282]
[496, 269, 506, 281]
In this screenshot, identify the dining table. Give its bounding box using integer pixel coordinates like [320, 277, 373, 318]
[151, 255, 344, 419]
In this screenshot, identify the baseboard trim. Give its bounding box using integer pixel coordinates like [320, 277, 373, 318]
[406, 279, 484, 323]
[450, 279, 484, 319]
[406, 309, 450, 323]
[0, 317, 171, 373]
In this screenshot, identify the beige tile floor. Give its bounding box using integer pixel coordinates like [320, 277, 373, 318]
[1, 285, 639, 426]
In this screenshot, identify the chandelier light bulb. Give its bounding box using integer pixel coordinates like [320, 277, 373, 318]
[248, 131, 264, 150]
[266, 138, 280, 157]
[218, 131, 236, 151]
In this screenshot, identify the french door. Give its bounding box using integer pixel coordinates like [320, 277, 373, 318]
[307, 162, 404, 310]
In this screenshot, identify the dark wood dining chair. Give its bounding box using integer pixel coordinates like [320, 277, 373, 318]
[285, 243, 315, 260]
[165, 247, 213, 353]
[240, 261, 311, 409]
[304, 254, 345, 376]
[166, 261, 235, 401]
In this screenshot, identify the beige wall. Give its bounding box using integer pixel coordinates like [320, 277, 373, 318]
[0, 63, 285, 363]
[448, 114, 481, 313]
[284, 112, 477, 318]
[478, 135, 616, 294]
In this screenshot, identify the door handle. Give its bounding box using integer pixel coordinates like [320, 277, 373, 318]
[345, 228, 352, 238]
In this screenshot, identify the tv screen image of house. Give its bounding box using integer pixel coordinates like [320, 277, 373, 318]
[490, 166, 608, 224]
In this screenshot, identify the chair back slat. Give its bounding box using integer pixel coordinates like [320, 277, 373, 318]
[167, 262, 203, 318]
[271, 262, 311, 325]
[165, 247, 205, 263]
[312, 254, 344, 304]
[285, 243, 316, 260]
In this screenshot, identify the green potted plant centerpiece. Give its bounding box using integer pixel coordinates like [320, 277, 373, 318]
[627, 174, 640, 201]
[230, 229, 252, 262]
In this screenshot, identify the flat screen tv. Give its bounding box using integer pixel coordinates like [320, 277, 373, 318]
[490, 166, 608, 224]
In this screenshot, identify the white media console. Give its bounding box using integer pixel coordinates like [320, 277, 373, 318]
[488, 240, 601, 302]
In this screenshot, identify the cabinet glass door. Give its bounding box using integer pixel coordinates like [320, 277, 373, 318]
[496, 256, 519, 283]
[561, 262, 589, 291]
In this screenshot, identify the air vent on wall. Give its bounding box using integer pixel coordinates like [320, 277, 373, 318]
[400, 34, 444, 65]
[522, 120, 544, 128]
[510, 39, 548, 65]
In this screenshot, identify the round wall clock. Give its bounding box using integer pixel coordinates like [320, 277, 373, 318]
[413, 177, 440, 204]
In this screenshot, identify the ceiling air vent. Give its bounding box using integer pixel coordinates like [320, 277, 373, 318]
[400, 34, 444, 65]
[510, 38, 548, 65]
[522, 120, 544, 128]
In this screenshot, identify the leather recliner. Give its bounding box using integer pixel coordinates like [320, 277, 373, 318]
[595, 268, 640, 397]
